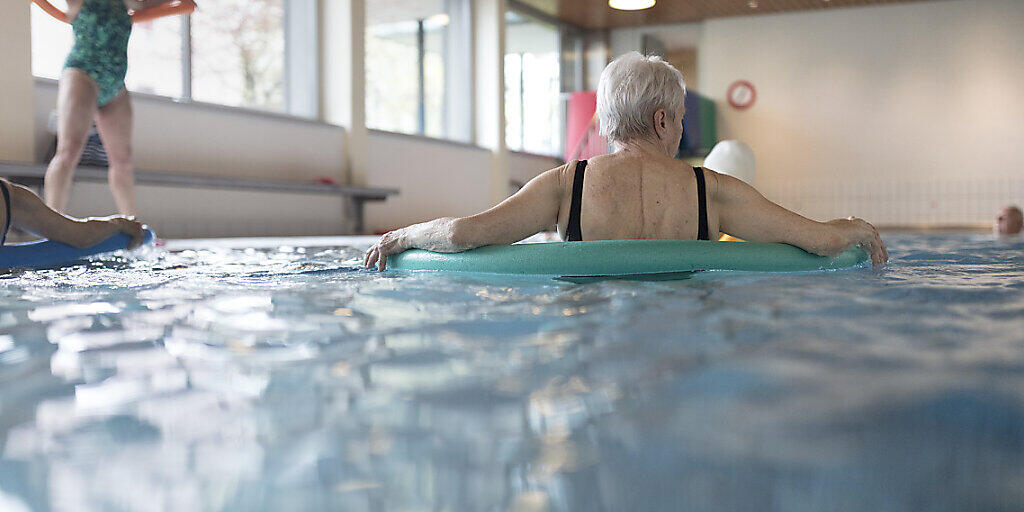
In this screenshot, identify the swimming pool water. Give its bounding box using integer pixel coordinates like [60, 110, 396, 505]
[1, 233, 1022, 511]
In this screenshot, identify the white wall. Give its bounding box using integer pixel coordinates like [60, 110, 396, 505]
[610, 22, 702, 60]
[474, 0, 511, 206]
[702, 0, 1024, 226]
[319, 0, 367, 186]
[613, 0, 1024, 227]
[363, 131, 493, 233]
[0, 3, 35, 162]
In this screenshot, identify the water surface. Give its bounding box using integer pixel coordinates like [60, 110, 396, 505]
[1, 233, 1023, 511]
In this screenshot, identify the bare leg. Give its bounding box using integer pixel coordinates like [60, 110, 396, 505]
[44, 68, 99, 213]
[94, 90, 136, 216]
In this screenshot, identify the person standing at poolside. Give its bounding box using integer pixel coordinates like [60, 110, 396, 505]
[43, 0, 176, 217]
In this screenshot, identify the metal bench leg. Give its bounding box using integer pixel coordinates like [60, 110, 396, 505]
[341, 196, 365, 235]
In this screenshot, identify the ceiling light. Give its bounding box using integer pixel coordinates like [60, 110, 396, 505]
[609, 0, 656, 11]
[747, 0, 759, 8]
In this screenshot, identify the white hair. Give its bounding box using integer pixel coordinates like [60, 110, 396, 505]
[596, 52, 687, 144]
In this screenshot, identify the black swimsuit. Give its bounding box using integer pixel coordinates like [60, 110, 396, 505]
[1, 181, 11, 247]
[565, 160, 710, 242]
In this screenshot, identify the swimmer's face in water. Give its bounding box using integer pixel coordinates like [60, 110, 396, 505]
[994, 206, 1023, 236]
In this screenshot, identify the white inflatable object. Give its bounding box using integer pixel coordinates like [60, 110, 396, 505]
[704, 140, 756, 185]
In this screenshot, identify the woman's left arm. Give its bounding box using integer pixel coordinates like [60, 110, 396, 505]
[364, 165, 566, 270]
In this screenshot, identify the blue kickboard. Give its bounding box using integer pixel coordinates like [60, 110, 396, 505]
[0, 227, 156, 270]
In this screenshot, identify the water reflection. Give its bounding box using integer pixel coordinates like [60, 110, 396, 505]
[0, 235, 1022, 511]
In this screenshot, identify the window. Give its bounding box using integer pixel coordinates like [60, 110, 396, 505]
[505, 11, 562, 156]
[365, 0, 472, 142]
[126, 17, 184, 98]
[29, 0, 313, 117]
[31, 0, 78, 80]
[191, 0, 285, 111]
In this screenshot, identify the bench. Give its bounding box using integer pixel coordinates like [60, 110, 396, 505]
[0, 161, 398, 234]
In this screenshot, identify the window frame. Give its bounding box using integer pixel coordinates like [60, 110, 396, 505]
[504, 0, 586, 158]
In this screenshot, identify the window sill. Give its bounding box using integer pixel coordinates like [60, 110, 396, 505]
[33, 76, 339, 129]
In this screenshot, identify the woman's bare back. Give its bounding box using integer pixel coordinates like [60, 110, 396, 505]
[557, 152, 718, 241]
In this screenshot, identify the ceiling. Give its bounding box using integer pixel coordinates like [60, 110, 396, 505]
[512, 0, 948, 29]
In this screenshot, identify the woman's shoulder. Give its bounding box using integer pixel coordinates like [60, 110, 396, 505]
[586, 153, 618, 167]
[700, 166, 754, 205]
[579, 153, 630, 176]
[553, 159, 578, 188]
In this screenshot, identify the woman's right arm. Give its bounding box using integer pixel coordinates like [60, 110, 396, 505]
[364, 165, 567, 270]
[710, 171, 888, 265]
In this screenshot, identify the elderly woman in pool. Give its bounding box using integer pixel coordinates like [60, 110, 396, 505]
[364, 52, 888, 270]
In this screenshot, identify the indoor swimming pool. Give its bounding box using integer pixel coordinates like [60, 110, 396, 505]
[1, 233, 1022, 511]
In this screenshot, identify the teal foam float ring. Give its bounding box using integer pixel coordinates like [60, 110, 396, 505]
[389, 240, 868, 279]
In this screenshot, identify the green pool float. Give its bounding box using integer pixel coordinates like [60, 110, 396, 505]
[388, 240, 868, 280]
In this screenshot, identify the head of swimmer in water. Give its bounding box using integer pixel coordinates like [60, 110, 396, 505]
[994, 206, 1023, 236]
[597, 52, 687, 157]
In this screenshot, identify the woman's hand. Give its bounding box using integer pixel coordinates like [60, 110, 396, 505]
[831, 217, 888, 266]
[363, 228, 411, 271]
[362, 217, 473, 271]
[71, 216, 146, 250]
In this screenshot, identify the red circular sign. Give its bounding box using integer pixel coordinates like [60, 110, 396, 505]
[727, 80, 756, 110]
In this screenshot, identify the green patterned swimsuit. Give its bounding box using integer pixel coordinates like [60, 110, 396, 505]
[64, 0, 132, 106]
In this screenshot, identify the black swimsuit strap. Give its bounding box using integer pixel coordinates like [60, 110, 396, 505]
[566, 160, 587, 242]
[1, 180, 11, 247]
[693, 166, 709, 241]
